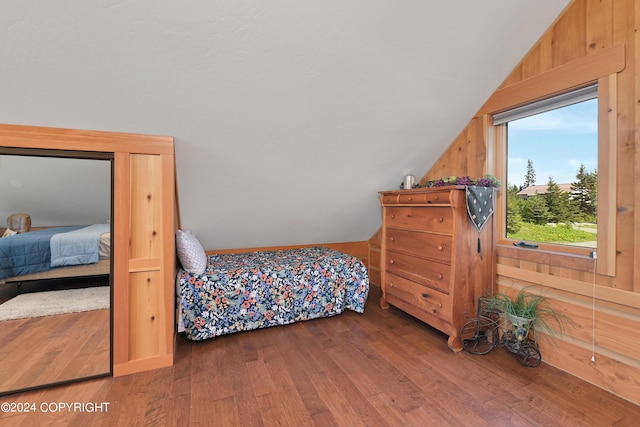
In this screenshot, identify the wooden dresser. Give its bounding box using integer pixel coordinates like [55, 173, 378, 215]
[378, 186, 494, 352]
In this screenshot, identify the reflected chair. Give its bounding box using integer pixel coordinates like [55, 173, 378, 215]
[7, 213, 31, 234]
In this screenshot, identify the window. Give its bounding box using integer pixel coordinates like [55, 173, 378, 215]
[494, 86, 598, 249]
[484, 45, 622, 275]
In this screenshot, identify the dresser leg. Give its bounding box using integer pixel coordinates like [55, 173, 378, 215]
[380, 296, 390, 309]
[447, 334, 463, 352]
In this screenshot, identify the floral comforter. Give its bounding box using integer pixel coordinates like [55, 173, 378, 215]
[177, 246, 370, 341]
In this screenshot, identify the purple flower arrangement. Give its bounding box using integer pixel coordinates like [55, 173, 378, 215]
[423, 174, 501, 188]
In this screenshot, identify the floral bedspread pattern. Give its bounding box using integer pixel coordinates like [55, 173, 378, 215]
[178, 246, 370, 341]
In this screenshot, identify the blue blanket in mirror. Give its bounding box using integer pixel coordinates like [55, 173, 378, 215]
[0, 225, 98, 280]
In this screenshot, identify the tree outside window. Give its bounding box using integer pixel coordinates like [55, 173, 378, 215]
[505, 98, 598, 248]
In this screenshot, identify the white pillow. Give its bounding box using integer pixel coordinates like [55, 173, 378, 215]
[175, 230, 207, 275]
[1, 229, 17, 238]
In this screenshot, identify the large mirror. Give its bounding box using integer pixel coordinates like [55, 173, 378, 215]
[0, 150, 112, 395]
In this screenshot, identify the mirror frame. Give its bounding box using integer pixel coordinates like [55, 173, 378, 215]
[0, 123, 176, 378]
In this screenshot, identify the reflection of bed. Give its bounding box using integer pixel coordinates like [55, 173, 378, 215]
[0, 225, 110, 285]
[177, 246, 370, 341]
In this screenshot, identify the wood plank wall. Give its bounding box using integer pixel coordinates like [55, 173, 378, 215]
[369, 0, 640, 405]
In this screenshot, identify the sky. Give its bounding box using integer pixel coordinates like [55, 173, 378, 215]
[507, 98, 597, 188]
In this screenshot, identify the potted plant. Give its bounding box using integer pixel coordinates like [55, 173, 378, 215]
[484, 287, 566, 346]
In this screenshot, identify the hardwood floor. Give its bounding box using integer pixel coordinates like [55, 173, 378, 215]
[0, 286, 638, 426]
[0, 278, 111, 394]
[0, 309, 110, 394]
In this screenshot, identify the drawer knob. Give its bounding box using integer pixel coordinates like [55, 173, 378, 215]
[433, 196, 439, 201]
[390, 236, 395, 242]
[389, 259, 395, 264]
[421, 293, 429, 299]
[390, 214, 395, 219]
[389, 282, 394, 287]
[437, 273, 443, 280]
[408, 196, 413, 201]
[437, 245, 444, 251]
[438, 216, 444, 223]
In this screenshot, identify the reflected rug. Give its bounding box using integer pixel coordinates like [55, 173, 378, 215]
[0, 286, 110, 321]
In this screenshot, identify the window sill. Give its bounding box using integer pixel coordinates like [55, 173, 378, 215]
[496, 239, 597, 273]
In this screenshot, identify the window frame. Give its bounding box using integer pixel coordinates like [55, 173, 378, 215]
[481, 45, 624, 276]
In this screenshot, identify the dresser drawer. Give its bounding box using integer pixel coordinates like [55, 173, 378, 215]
[385, 206, 453, 234]
[397, 193, 427, 204]
[381, 193, 427, 205]
[423, 190, 451, 205]
[383, 273, 451, 322]
[380, 190, 452, 205]
[385, 250, 450, 293]
[385, 228, 452, 263]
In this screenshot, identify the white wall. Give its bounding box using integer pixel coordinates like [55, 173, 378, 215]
[0, 155, 111, 227]
[0, 1, 569, 249]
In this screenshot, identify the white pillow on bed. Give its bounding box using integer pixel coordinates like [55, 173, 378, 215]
[1, 229, 17, 238]
[176, 230, 207, 275]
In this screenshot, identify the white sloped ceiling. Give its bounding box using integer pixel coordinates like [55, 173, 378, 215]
[0, 0, 569, 249]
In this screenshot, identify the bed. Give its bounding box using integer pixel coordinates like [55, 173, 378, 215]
[0, 224, 111, 285]
[176, 246, 369, 341]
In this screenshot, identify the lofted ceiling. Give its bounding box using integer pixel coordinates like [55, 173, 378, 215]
[0, 1, 570, 250]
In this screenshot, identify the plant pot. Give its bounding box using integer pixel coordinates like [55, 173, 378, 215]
[504, 312, 533, 342]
